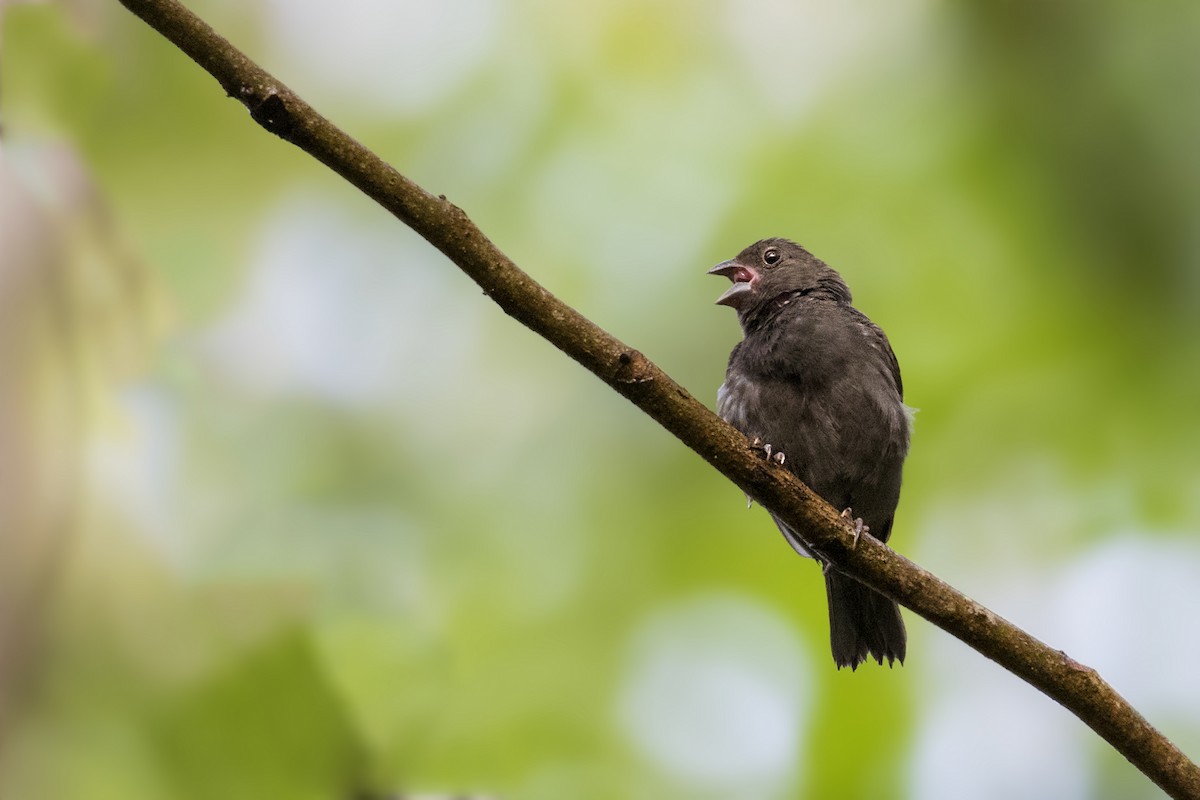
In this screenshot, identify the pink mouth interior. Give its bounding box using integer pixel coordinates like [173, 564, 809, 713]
[731, 266, 756, 283]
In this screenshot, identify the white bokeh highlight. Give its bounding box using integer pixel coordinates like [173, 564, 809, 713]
[617, 593, 812, 798]
[1051, 537, 1200, 716]
[263, 0, 502, 114]
[88, 385, 183, 563]
[200, 195, 479, 409]
[722, 0, 930, 118]
[911, 658, 1091, 800]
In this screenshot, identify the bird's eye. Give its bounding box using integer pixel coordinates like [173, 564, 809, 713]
[763, 248, 780, 266]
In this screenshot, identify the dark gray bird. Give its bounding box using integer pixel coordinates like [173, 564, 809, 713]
[709, 238, 910, 669]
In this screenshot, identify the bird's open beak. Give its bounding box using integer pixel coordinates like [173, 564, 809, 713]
[708, 259, 758, 308]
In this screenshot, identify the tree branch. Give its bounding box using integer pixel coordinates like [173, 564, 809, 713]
[112, 1, 1200, 797]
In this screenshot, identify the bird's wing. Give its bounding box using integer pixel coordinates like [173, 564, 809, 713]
[847, 306, 903, 400]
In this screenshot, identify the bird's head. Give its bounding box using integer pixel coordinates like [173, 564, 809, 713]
[708, 238, 850, 321]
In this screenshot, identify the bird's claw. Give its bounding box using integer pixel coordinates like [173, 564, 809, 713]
[750, 438, 786, 466]
[840, 508, 869, 548]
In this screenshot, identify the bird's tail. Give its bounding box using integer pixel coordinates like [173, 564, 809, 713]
[824, 570, 906, 670]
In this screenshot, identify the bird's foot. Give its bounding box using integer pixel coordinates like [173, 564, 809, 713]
[750, 437, 786, 466]
[840, 508, 869, 548]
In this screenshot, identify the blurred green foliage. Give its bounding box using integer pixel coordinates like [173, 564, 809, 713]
[2, 1, 1199, 799]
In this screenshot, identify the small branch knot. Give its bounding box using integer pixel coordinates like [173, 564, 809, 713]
[614, 350, 654, 385]
[248, 90, 297, 140]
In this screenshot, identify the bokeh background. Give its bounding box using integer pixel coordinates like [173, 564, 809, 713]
[3, 0, 1200, 798]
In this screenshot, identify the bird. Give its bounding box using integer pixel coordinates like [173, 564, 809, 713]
[709, 237, 911, 669]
